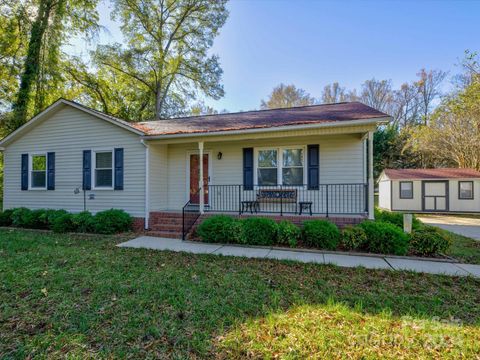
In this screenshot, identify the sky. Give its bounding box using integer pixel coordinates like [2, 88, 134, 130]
[70, 0, 480, 112]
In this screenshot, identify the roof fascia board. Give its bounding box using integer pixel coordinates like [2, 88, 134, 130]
[142, 116, 390, 141]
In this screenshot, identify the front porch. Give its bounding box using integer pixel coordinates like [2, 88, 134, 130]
[144, 121, 376, 238]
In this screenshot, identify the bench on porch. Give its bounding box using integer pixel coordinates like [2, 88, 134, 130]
[240, 189, 313, 215]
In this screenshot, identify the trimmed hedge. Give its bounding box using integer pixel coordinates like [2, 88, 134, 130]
[410, 226, 451, 256]
[375, 208, 422, 230]
[277, 220, 301, 248]
[93, 209, 133, 234]
[302, 220, 340, 250]
[0, 208, 132, 234]
[241, 217, 278, 246]
[358, 221, 410, 256]
[340, 226, 367, 251]
[197, 215, 243, 243]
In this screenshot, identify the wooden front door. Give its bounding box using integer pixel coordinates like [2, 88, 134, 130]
[190, 153, 209, 205]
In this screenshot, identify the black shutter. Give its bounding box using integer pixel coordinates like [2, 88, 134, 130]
[243, 147, 254, 190]
[307, 145, 319, 190]
[114, 148, 124, 190]
[83, 150, 91, 190]
[21, 154, 28, 190]
[47, 152, 55, 190]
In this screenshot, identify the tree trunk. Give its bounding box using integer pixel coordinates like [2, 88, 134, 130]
[12, 0, 55, 129]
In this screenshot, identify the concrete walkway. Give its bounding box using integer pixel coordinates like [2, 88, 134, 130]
[417, 215, 480, 241]
[118, 236, 480, 278]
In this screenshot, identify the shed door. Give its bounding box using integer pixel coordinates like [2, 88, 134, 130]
[423, 181, 448, 211]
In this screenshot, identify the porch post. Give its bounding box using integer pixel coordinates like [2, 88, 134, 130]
[368, 131, 374, 219]
[198, 141, 204, 214]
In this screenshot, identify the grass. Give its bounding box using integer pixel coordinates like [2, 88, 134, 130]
[443, 229, 480, 264]
[1, 229, 479, 358]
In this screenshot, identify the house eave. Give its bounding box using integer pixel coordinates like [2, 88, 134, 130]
[141, 116, 390, 141]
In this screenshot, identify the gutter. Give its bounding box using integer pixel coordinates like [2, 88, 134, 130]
[141, 139, 150, 230]
[140, 116, 391, 141]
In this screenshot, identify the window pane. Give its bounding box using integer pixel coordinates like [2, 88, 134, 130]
[258, 150, 277, 168]
[460, 182, 473, 198]
[283, 149, 303, 167]
[31, 171, 46, 188]
[96, 169, 113, 187]
[258, 168, 277, 186]
[282, 168, 303, 185]
[400, 182, 412, 198]
[32, 155, 46, 171]
[96, 152, 112, 168]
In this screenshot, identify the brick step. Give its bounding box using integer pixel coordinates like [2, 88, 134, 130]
[150, 224, 183, 232]
[146, 231, 182, 239]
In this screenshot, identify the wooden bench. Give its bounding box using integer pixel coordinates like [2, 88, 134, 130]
[257, 189, 297, 203]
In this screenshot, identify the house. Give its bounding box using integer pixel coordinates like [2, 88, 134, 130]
[0, 99, 390, 238]
[378, 168, 480, 213]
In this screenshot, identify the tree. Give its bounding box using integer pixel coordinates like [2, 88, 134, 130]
[1, 0, 99, 131]
[88, 0, 228, 120]
[355, 79, 395, 114]
[405, 81, 480, 170]
[414, 68, 447, 124]
[321, 82, 349, 104]
[260, 83, 315, 109]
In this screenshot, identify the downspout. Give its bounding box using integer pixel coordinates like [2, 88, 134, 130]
[141, 139, 150, 230]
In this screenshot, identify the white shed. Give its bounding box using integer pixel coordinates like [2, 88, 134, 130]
[378, 168, 480, 213]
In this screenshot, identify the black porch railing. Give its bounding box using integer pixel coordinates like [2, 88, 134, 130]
[206, 184, 367, 216]
[182, 187, 202, 240]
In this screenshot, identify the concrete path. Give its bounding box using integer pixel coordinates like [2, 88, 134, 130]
[417, 215, 480, 241]
[118, 236, 480, 278]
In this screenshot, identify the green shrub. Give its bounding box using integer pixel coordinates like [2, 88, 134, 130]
[302, 220, 340, 250]
[30, 209, 49, 229]
[340, 226, 368, 251]
[277, 220, 301, 248]
[358, 221, 409, 255]
[40, 209, 69, 230]
[0, 209, 14, 226]
[72, 211, 95, 233]
[197, 215, 242, 243]
[241, 217, 278, 246]
[52, 213, 75, 233]
[93, 209, 133, 234]
[11, 208, 35, 228]
[375, 208, 422, 230]
[410, 226, 452, 256]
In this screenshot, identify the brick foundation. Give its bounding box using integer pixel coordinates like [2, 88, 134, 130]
[132, 217, 146, 232]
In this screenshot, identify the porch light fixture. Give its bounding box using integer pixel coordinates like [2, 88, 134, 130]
[217, 152, 223, 160]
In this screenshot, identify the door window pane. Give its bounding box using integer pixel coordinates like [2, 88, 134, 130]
[31, 154, 46, 188]
[459, 181, 473, 199]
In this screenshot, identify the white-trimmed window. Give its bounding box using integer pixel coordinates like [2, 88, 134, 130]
[93, 150, 113, 189]
[399, 181, 413, 199]
[30, 154, 47, 189]
[459, 181, 474, 200]
[256, 147, 305, 186]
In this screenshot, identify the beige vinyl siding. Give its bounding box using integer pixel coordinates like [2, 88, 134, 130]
[390, 180, 422, 211]
[149, 144, 168, 211]
[378, 180, 391, 210]
[3, 106, 146, 217]
[154, 134, 365, 210]
[449, 180, 480, 212]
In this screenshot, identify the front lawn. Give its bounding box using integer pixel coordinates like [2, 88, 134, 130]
[444, 229, 480, 264]
[1, 229, 479, 358]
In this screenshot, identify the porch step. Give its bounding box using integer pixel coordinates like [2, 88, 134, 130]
[150, 223, 183, 232]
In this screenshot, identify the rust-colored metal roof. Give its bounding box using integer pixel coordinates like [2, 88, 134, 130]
[131, 102, 389, 136]
[384, 168, 480, 180]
